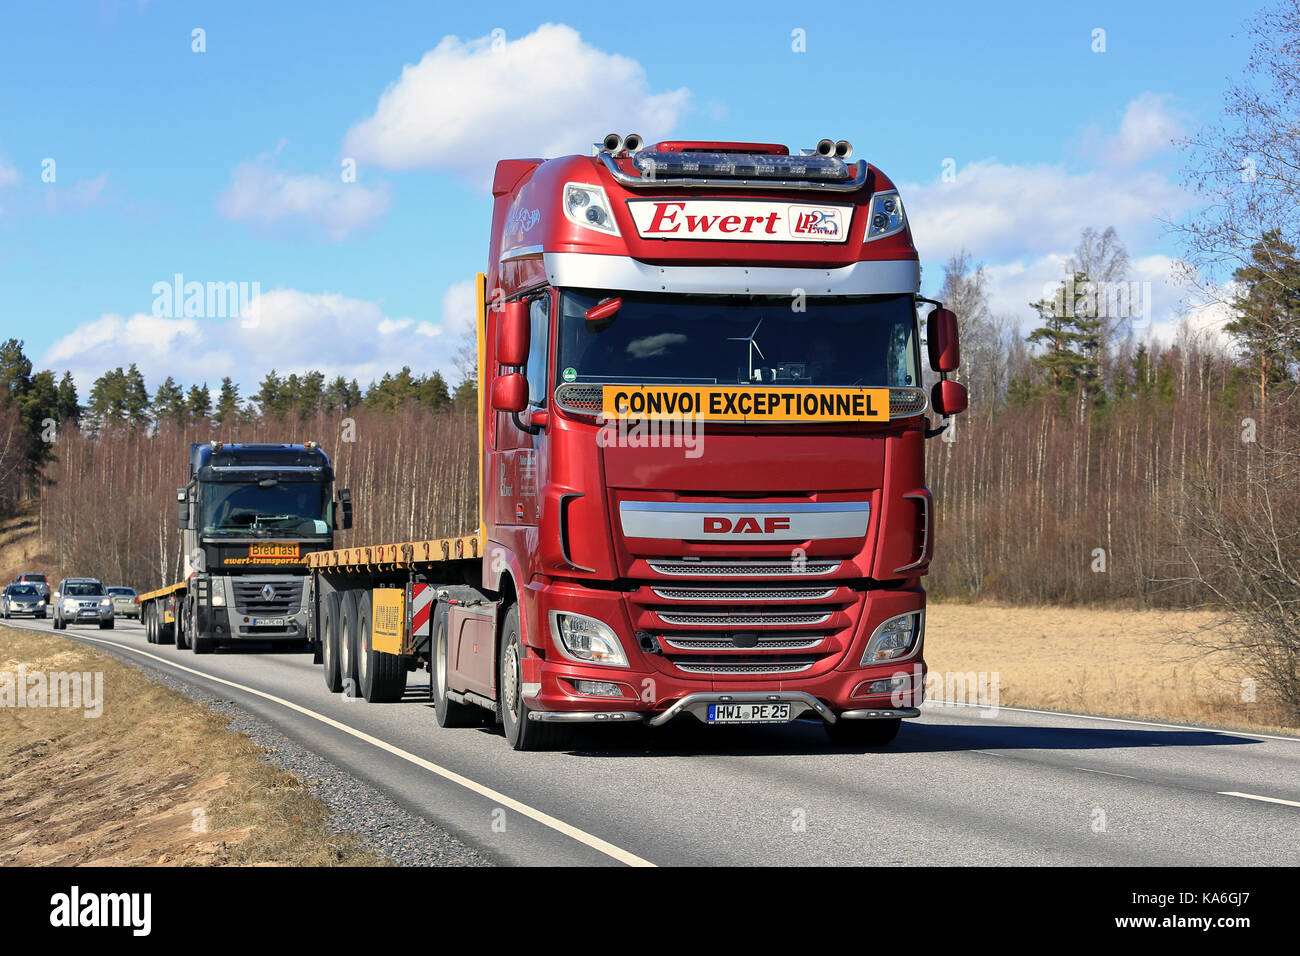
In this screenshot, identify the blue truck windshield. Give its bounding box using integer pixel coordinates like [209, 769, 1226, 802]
[200, 481, 330, 536]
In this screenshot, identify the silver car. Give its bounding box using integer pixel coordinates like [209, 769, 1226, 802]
[108, 586, 140, 620]
[52, 578, 115, 630]
[2, 583, 47, 619]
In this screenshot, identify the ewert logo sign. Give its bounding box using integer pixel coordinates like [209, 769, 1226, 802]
[629, 200, 852, 243]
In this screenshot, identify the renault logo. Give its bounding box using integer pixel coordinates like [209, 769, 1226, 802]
[261, 584, 276, 602]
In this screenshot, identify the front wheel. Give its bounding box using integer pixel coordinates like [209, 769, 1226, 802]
[99, 619, 114, 630]
[823, 717, 901, 747]
[499, 604, 567, 752]
[432, 606, 479, 728]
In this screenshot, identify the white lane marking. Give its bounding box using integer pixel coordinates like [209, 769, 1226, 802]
[7, 622, 654, 867]
[923, 699, 1300, 743]
[1218, 791, 1300, 808]
[1073, 767, 1141, 780]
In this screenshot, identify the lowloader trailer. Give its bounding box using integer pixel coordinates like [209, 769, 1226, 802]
[141, 442, 352, 653]
[306, 134, 968, 751]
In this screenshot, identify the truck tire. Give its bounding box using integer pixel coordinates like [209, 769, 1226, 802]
[499, 604, 568, 752]
[175, 604, 188, 650]
[339, 589, 360, 699]
[189, 602, 213, 654]
[320, 590, 343, 693]
[823, 717, 901, 748]
[144, 605, 155, 643]
[432, 604, 478, 728]
[159, 606, 174, 645]
[356, 589, 407, 703]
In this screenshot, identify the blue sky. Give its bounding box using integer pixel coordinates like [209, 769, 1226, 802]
[0, 0, 1260, 396]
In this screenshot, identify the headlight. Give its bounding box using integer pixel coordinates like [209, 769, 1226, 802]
[100, 598, 112, 607]
[861, 611, 923, 664]
[864, 190, 906, 241]
[548, 611, 629, 667]
[562, 182, 621, 236]
[64, 600, 76, 610]
[211, 590, 225, 607]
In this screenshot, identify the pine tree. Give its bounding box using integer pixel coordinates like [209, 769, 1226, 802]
[214, 377, 241, 427]
[1226, 229, 1300, 414]
[153, 376, 186, 428]
[186, 383, 212, 424]
[1026, 271, 1103, 394]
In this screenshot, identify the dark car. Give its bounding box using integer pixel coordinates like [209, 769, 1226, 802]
[14, 572, 50, 604]
[52, 578, 114, 630]
[2, 583, 46, 619]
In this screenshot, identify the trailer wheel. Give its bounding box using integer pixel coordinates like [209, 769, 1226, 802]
[144, 606, 155, 643]
[339, 589, 360, 699]
[320, 590, 343, 693]
[174, 602, 188, 650]
[432, 605, 478, 728]
[823, 717, 901, 748]
[355, 589, 407, 703]
[158, 604, 174, 645]
[499, 604, 567, 752]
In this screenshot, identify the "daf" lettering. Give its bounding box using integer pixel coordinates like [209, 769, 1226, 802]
[702, 516, 792, 534]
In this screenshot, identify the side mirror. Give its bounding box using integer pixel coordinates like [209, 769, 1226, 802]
[491, 373, 528, 414]
[927, 307, 961, 373]
[931, 380, 968, 417]
[496, 300, 530, 367]
[176, 487, 189, 529]
[337, 488, 353, 530]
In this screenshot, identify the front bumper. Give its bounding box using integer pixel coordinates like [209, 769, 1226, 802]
[5, 604, 45, 616]
[520, 580, 926, 726]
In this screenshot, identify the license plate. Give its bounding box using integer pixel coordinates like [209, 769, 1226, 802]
[707, 702, 792, 724]
[250, 543, 300, 558]
[251, 618, 286, 627]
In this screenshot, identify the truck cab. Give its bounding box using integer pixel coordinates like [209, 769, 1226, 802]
[173, 442, 350, 652]
[478, 136, 967, 747]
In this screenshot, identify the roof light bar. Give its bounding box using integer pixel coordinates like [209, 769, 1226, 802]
[599, 150, 869, 192]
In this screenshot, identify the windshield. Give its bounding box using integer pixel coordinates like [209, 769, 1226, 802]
[200, 480, 330, 536]
[556, 291, 919, 388]
[64, 582, 105, 596]
[8, 585, 37, 596]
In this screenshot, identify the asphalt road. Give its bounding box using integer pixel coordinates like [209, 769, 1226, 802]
[8, 613, 1300, 866]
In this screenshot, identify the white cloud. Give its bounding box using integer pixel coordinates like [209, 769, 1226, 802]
[1084, 92, 1186, 167]
[907, 159, 1185, 266]
[40, 285, 472, 397]
[217, 160, 391, 240]
[0, 159, 18, 188]
[41, 172, 110, 213]
[439, 278, 479, 338]
[342, 23, 690, 183]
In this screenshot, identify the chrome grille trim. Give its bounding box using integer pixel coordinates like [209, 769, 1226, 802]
[662, 636, 824, 651]
[651, 586, 837, 601]
[647, 559, 841, 577]
[658, 610, 832, 626]
[674, 662, 815, 675]
[232, 578, 304, 616]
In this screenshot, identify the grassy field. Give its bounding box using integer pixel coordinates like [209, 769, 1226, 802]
[0, 625, 384, 866]
[925, 603, 1295, 734]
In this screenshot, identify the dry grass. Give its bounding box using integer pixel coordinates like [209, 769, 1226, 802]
[0, 625, 385, 866]
[926, 603, 1298, 734]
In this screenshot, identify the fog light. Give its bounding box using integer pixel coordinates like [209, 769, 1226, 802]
[866, 676, 908, 695]
[572, 680, 625, 698]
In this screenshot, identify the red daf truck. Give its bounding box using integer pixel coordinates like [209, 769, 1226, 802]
[306, 134, 967, 751]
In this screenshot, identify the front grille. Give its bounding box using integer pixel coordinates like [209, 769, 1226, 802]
[657, 609, 832, 626]
[648, 559, 840, 577]
[652, 586, 836, 602]
[662, 634, 825, 651]
[675, 661, 815, 675]
[233, 578, 303, 616]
